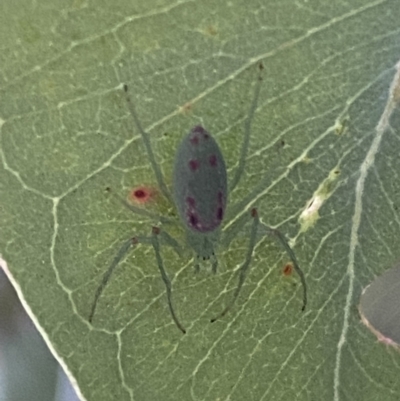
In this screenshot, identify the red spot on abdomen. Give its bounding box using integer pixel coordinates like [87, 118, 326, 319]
[192, 126, 205, 134]
[189, 159, 200, 171]
[190, 126, 209, 141]
[186, 196, 196, 207]
[209, 154, 217, 167]
[189, 213, 199, 227]
[216, 191, 225, 221]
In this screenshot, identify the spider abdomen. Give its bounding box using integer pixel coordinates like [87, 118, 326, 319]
[173, 125, 228, 233]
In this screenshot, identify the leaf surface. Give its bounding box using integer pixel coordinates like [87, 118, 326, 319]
[1, 1, 400, 400]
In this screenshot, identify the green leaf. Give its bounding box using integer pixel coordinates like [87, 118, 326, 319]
[1, 1, 400, 400]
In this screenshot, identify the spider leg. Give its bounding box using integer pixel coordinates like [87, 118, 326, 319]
[258, 222, 307, 311]
[89, 228, 184, 334]
[123, 84, 173, 203]
[151, 227, 186, 334]
[229, 63, 263, 192]
[158, 229, 183, 257]
[211, 253, 218, 274]
[106, 187, 174, 225]
[211, 208, 260, 323]
[212, 208, 307, 323]
[89, 237, 138, 323]
[220, 208, 254, 249]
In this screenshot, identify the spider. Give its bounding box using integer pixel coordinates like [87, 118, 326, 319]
[89, 63, 307, 334]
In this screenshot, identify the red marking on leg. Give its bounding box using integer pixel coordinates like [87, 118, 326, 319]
[251, 208, 258, 217]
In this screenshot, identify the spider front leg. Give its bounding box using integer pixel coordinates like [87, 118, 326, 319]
[89, 226, 186, 334]
[123, 84, 173, 204]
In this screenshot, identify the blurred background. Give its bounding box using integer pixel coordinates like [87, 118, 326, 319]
[0, 268, 80, 401]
